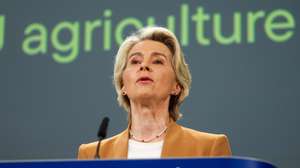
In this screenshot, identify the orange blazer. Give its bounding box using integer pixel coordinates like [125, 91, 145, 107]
[77, 121, 232, 159]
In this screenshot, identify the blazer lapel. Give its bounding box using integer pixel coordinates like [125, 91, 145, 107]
[161, 121, 182, 157]
[112, 128, 129, 158]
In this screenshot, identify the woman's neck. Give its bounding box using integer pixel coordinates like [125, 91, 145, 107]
[129, 98, 170, 142]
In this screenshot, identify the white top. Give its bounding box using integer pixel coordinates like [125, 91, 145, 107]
[127, 139, 164, 159]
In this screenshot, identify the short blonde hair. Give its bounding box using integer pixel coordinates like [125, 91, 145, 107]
[113, 26, 191, 121]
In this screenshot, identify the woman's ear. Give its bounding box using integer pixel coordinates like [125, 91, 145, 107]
[172, 83, 181, 95]
[121, 86, 127, 95]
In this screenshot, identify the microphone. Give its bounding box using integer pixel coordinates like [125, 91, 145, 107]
[95, 117, 110, 159]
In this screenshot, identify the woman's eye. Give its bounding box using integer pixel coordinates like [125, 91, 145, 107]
[130, 59, 140, 64]
[153, 59, 163, 64]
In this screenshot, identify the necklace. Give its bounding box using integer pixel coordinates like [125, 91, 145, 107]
[129, 127, 168, 143]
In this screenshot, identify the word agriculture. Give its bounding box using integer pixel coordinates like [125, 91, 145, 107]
[0, 4, 295, 64]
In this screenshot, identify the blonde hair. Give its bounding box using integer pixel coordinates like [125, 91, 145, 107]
[113, 26, 191, 121]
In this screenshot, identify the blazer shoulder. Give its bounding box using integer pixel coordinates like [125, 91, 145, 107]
[77, 131, 126, 159]
[180, 125, 232, 156]
[181, 126, 227, 141]
[77, 141, 97, 159]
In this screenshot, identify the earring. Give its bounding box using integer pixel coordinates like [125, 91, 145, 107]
[122, 91, 127, 95]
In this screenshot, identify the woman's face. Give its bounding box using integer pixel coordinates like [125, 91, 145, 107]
[122, 40, 180, 102]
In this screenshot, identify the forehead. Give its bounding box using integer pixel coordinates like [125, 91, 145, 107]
[128, 40, 172, 57]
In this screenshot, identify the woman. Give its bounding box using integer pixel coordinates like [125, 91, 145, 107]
[78, 27, 231, 159]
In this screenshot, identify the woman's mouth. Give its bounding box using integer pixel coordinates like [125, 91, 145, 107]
[136, 76, 153, 84]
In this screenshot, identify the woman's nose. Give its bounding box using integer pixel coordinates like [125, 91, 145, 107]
[139, 65, 151, 71]
[139, 62, 151, 71]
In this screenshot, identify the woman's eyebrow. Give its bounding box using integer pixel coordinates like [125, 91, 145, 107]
[128, 51, 168, 60]
[128, 52, 143, 59]
[151, 52, 168, 59]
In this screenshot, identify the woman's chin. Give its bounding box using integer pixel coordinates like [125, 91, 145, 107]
[131, 91, 156, 100]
